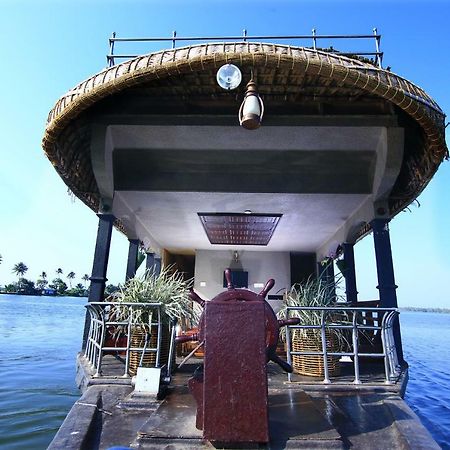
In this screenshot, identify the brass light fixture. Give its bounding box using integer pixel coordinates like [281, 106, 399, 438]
[238, 78, 264, 130]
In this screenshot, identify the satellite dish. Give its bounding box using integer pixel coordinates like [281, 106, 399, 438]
[216, 64, 242, 90]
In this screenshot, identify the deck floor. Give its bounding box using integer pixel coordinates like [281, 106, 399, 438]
[49, 355, 439, 450]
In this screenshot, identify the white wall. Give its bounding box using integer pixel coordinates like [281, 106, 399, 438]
[194, 250, 291, 311]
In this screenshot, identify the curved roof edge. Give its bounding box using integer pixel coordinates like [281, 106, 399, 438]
[42, 42, 448, 220]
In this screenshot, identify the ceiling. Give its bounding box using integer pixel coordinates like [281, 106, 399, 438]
[92, 121, 402, 256]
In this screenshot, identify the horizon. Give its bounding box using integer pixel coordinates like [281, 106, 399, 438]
[0, 0, 449, 308]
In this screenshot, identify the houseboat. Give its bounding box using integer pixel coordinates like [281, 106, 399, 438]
[44, 31, 447, 449]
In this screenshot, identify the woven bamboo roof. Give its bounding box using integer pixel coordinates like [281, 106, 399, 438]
[43, 42, 448, 219]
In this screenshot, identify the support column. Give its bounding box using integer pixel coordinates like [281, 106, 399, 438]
[82, 213, 115, 349]
[317, 258, 336, 301]
[154, 256, 162, 276]
[146, 252, 155, 271]
[343, 242, 358, 304]
[125, 239, 140, 281]
[371, 218, 404, 363]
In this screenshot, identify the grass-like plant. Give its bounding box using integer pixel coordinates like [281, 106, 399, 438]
[277, 273, 349, 349]
[113, 265, 199, 327]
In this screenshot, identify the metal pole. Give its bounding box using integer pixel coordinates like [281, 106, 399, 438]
[172, 30, 177, 49]
[352, 311, 361, 384]
[124, 305, 132, 377]
[108, 31, 116, 67]
[312, 28, 317, 50]
[381, 311, 392, 383]
[243, 29, 247, 42]
[373, 28, 382, 68]
[156, 308, 162, 367]
[285, 308, 293, 382]
[320, 310, 330, 384]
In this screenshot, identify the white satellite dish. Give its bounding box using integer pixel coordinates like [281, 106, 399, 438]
[216, 64, 242, 90]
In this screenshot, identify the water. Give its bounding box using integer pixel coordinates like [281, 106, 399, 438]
[0, 296, 449, 449]
[0, 295, 85, 450]
[402, 311, 450, 449]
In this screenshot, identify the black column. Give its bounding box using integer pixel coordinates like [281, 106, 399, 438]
[318, 258, 336, 301]
[146, 252, 155, 271]
[125, 239, 140, 281]
[82, 213, 115, 349]
[371, 218, 404, 363]
[343, 242, 358, 304]
[154, 256, 162, 276]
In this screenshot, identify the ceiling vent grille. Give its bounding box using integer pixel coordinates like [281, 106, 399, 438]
[198, 213, 282, 245]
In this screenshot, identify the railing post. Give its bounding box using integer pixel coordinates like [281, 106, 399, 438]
[312, 28, 317, 50]
[108, 31, 116, 67]
[352, 311, 361, 384]
[285, 308, 293, 382]
[320, 310, 330, 384]
[172, 30, 177, 49]
[124, 305, 132, 377]
[373, 27, 382, 68]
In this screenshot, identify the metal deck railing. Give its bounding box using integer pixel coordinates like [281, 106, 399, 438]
[84, 302, 176, 378]
[285, 306, 400, 384]
[106, 28, 383, 68]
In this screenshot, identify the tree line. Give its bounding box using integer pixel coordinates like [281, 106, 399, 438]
[0, 255, 118, 297]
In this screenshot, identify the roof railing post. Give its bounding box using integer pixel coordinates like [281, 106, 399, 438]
[172, 30, 177, 49]
[243, 28, 247, 42]
[373, 27, 382, 68]
[108, 31, 116, 67]
[312, 28, 317, 50]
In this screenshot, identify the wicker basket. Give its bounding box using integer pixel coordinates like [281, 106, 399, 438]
[128, 325, 171, 376]
[292, 329, 340, 377]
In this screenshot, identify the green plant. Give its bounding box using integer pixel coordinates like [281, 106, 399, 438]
[277, 274, 348, 348]
[113, 265, 199, 327]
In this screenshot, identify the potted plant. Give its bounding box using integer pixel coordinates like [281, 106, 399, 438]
[112, 265, 198, 375]
[277, 274, 347, 377]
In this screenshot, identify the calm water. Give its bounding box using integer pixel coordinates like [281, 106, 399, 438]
[0, 296, 449, 449]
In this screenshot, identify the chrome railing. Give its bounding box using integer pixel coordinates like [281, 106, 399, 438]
[107, 28, 383, 68]
[84, 302, 174, 377]
[285, 306, 400, 384]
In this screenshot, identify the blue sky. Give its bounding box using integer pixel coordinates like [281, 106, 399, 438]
[0, 0, 448, 307]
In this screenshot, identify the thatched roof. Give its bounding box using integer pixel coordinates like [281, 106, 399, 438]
[43, 42, 447, 218]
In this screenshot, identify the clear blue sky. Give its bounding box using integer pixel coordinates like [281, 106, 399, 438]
[0, 0, 448, 307]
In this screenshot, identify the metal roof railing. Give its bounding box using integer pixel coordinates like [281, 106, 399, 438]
[107, 28, 383, 68]
[284, 306, 401, 385]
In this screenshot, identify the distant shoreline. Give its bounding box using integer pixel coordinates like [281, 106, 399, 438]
[400, 307, 450, 314]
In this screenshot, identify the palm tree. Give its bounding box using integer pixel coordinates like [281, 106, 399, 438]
[67, 271, 75, 288]
[12, 262, 28, 279]
[82, 274, 90, 287]
[41, 271, 47, 280]
[56, 268, 63, 276]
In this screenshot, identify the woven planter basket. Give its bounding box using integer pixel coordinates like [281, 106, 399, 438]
[128, 325, 171, 376]
[292, 329, 340, 377]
